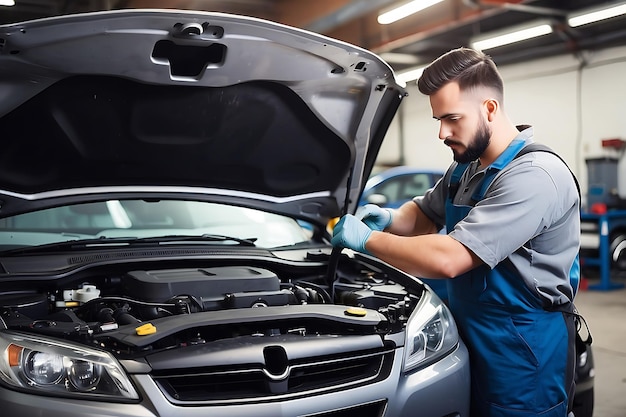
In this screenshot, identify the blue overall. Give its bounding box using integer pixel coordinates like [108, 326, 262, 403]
[445, 140, 576, 416]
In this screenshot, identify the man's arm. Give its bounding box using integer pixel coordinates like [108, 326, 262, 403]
[386, 200, 440, 236]
[366, 231, 483, 278]
[331, 213, 483, 278]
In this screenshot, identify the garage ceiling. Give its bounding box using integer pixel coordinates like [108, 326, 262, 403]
[1, 0, 625, 73]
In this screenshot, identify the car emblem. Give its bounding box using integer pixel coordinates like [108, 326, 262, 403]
[263, 345, 290, 381]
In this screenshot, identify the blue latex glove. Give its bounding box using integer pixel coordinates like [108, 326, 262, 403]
[358, 204, 392, 231]
[331, 214, 373, 254]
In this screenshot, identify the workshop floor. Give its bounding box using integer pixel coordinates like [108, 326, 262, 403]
[575, 273, 626, 417]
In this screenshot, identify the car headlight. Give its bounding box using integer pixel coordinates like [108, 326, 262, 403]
[403, 289, 459, 373]
[0, 330, 139, 401]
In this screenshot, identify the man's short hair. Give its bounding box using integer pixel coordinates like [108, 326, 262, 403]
[417, 47, 504, 100]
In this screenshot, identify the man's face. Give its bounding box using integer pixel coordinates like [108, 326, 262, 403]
[429, 82, 491, 163]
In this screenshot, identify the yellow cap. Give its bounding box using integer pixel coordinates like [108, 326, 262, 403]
[344, 307, 367, 317]
[135, 323, 157, 336]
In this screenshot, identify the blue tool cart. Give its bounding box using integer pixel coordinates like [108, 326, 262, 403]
[580, 210, 626, 291]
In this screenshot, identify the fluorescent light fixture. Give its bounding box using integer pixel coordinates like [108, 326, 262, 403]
[378, 0, 444, 25]
[379, 52, 420, 65]
[0, 0, 15, 6]
[568, 2, 626, 27]
[471, 21, 553, 51]
[396, 66, 426, 86]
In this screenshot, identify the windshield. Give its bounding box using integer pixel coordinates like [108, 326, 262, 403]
[0, 200, 312, 250]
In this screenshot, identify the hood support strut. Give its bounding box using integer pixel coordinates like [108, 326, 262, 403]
[325, 163, 356, 299]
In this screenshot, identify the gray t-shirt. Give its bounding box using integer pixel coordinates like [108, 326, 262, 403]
[416, 127, 580, 306]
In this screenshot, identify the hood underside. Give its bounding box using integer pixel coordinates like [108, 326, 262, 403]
[0, 9, 405, 224]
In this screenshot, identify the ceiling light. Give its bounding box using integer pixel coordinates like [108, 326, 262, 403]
[395, 66, 426, 86]
[378, 0, 444, 25]
[568, 2, 626, 27]
[471, 20, 553, 51]
[379, 52, 420, 65]
[0, 0, 15, 6]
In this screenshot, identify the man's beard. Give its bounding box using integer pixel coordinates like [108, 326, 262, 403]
[448, 121, 491, 164]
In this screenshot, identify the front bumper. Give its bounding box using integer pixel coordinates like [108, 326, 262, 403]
[0, 343, 470, 417]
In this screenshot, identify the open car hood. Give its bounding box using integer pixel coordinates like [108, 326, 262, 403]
[0, 9, 405, 227]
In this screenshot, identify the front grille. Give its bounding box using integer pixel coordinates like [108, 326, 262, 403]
[152, 348, 394, 404]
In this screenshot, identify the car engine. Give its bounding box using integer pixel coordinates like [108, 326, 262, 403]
[0, 260, 422, 356]
[0, 246, 457, 410]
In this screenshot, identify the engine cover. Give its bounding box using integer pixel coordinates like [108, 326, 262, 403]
[123, 267, 280, 304]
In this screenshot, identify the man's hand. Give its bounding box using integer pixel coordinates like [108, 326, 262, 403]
[358, 204, 392, 231]
[331, 214, 373, 254]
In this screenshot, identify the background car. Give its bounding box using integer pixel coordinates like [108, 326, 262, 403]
[359, 166, 444, 208]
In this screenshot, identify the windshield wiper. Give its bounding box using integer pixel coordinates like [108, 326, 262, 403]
[1, 234, 257, 255]
[128, 234, 258, 246]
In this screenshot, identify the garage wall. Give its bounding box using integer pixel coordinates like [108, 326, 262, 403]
[378, 45, 626, 206]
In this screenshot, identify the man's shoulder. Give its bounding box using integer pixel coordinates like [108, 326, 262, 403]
[502, 146, 580, 201]
[510, 143, 572, 174]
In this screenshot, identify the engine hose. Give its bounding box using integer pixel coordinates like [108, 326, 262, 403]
[113, 308, 141, 325]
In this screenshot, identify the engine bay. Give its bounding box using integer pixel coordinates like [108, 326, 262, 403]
[0, 258, 423, 356]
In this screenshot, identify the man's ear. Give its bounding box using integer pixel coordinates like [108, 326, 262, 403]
[484, 98, 498, 122]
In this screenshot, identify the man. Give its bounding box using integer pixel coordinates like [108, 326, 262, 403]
[331, 47, 579, 417]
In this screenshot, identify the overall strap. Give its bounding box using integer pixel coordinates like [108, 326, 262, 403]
[471, 139, 526, 203]
[447, 162, 470, 202]
[447, 139, 527, 205]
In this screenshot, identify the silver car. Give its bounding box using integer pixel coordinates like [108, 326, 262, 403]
[0, 9, 469, 417]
